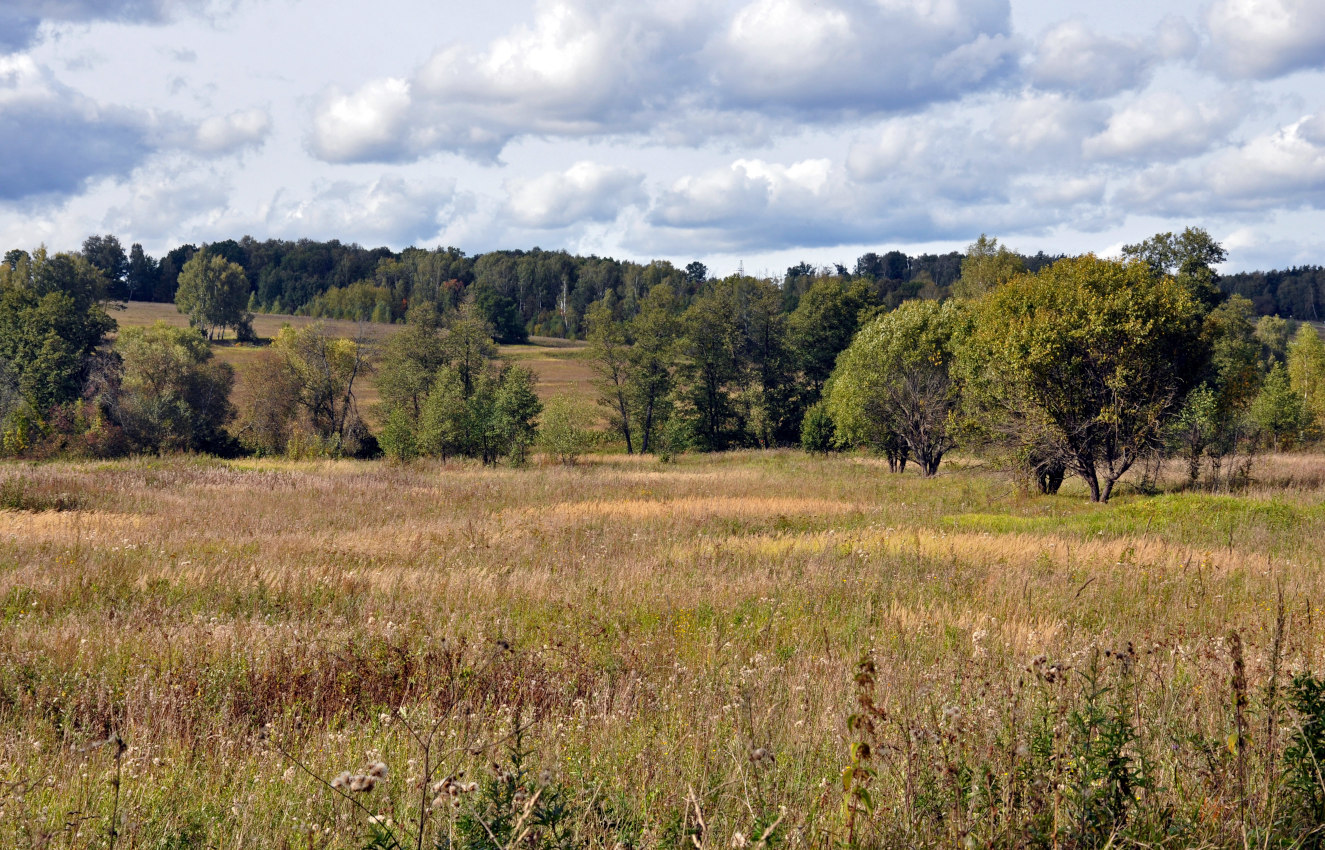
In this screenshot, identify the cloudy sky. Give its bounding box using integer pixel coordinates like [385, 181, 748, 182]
[1, 0, 1323, 276]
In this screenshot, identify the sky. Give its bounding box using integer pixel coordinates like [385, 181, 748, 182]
[1, 0, 1324, 278]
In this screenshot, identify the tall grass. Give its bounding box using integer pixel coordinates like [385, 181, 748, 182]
[1, 451, 1324, 847]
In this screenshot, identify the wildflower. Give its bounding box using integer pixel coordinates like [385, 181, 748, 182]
[330, 772, 352, 790]
[349, 775, 377, 793]
[367, 761, 389, 780]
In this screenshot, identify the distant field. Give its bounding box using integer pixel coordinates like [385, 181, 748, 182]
[116, 302, 599, 425]
[3, 451, 1325, 847]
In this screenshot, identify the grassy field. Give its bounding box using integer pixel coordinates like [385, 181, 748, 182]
[2, 450, 1325, 848]
[114, 302, 599, 427]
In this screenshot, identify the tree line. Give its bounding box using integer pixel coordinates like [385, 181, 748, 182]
[3, 228, 1324, 499]
[48, 234, 1065, 343]
[65, 233, 1325, 345]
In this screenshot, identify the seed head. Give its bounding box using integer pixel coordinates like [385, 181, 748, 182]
[349, 775, 377, 793]
[367, 761, 389, 780]
[331, 772, 352, 790]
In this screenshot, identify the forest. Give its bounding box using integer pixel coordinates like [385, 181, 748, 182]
[64, 233, 1325, 341]
[2, 228, 1324, 503]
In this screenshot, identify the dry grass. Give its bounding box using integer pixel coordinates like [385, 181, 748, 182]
[116, 302, 597, 429]
[1, 451, 1324, 847]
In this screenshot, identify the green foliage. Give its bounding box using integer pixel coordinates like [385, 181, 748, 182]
[1288, 324, 1325, 430]
[786, 276, 870, 395]
[270, 323, 370, 454]
[1122, 226, 1227, 309]
[625, 284, 680, 454]
[1255, 314, 1297, 364]
[586, 298, 635, 452]
[676, 277, 797, 451]
[953, 234, 1025, 300]
[377, 303, 450, 420]
[447, 733, 577, 850]
[825, 299, 965, 476]
[0, 247, 116, 411]
[539, 395, 596, 464]
[301, 280, 396, 322]
[174, 252, 251, 340]
[474, 283, 528, 344]
[416, 360, 541, 465]
[963, 254, 1209, 501]
[1168, 296, 1263, 487]
[112, 322, 236, 453]
[1061, 652, 1149, 848]
[799, 400, 835, 454]
[1284, 673, 1325, 842]
[1251, 362, 1306, 448]
[418, 369, 472, 461]
[379, 406, 419, 464]
[492, 364, 542, 465]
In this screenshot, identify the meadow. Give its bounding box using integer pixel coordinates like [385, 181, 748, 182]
[3, 449, 1325, 848]
[112, 302, 598, 429]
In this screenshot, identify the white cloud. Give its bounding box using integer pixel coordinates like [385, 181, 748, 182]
[1206, 118, 1325, 203]
[269, 177, 458, 247]
[1113, 114, 1325, 215]
[309, 0, 1017, 164]
[192, 107, 270, 155]
[505, 162, 646, 229]
[1027, 19, 1190, 98]
[309, 78, 413, 163]
[652, 158, 836, 229]
[103, 165, 231, 239]
[1083, 92, 1246, 160]
[1205, 0, 1325, 79]
[711, 0, 1018, 113]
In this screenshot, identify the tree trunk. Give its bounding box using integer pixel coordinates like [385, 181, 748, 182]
[1082, 468, 1102, 502]
[1036, 464, 1065, 495]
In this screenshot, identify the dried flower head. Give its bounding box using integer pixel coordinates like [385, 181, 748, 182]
[349, 775, 377, 793]
[367, 761, 389, 780]
[331, 772, 352, 790]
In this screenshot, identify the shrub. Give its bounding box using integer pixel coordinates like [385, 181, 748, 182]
[538, 395, 595, 464]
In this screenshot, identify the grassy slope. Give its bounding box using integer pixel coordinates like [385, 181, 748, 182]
[2, 452, 1325, 846]
[115, 302, 599, 427]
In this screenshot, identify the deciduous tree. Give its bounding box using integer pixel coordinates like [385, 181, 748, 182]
[964, 255, 1208, 501]
[825, 299, 965, 476]
[175, 252, 251, 339]
[111, 322, 235, 452]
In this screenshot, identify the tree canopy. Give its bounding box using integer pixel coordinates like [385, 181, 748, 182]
[962, 255, 1209, 501]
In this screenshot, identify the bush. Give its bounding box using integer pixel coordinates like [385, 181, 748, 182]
[379, 407, 419, 464]
[800, 400, 835, 453]
[538, 395, 596, 464]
